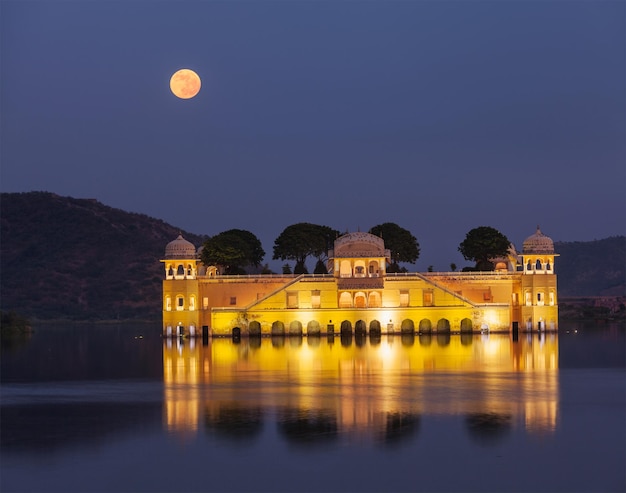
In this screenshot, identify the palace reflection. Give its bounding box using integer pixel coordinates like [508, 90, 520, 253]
[163, 332, 558, 444]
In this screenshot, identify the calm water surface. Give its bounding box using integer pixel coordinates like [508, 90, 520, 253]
[1, 322, 624, 493]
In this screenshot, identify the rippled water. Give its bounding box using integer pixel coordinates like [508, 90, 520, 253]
[1, 322, 624, 492]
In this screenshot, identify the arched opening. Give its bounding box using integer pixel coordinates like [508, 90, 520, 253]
[368, 291, 381, 308]
[354, 291, 367, 308]
[369, 319, 381, 336]
[436, 318, 451, 333]
[271, 321, 285, 336]
[418, 318, 432, 334]
[339, 292, 352, 308]
[354, 261, 366, 278]
[165, 296, 172, 311]
[232, 327, 241, 340]
[340, 260, 352, 278]
[340, 320, 352, 335]
[249, 320, 262, 337]
[368, 260, 379, 277]
[355, 320, 367, 335]
[167, 266, 174, 277]
[536, 259, 542, 270]
[400, 319, 415, 334]
[176, 265, 185, 276]
[289, 320, 303, 336]
[460, 318, 473, 332]
[307, 320, 321, 336]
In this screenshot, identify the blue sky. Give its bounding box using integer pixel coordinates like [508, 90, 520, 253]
[2, 1, 624, 270]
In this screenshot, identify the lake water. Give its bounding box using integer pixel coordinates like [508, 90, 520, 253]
[1, 322, 624, 493]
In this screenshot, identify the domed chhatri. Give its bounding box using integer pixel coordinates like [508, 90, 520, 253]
[161, 227, 559, 338]
[523, 226, 555, 254]
[164, 234, 196, 259]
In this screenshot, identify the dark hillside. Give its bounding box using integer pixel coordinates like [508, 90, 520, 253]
[1, 192, 206, 321]
[555, 237, 625, 297]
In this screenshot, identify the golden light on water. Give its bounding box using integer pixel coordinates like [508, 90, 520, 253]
[163, 334, 559, 440]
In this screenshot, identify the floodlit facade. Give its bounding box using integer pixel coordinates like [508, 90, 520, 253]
[161, 227, 558, 337]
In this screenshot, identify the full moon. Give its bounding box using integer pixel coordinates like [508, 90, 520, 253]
[170, 69, 201, 99]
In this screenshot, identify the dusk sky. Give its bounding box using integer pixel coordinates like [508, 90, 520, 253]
[2, 1, 624, 271]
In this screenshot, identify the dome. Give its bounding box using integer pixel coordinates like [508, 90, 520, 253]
[522, 226, 554, 254]
[165, 234, 196, 259]
[333, 232, 388, 258]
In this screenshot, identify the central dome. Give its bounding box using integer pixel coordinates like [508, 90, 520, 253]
[522, 227, 554, 254]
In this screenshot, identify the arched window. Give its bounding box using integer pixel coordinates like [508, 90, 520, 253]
[536, 259, 542, 270]
[339, 292, 352, 308]
[189, 295, 196, 311]
[176, 295, 184, 311]
[368, 291, 381, 308]
[340, 260, 352, 278]
[354, 292, 367, 308]
[526, 260, 532, 270]
[187, 264, 192, 276]
[546, 261, 552, 271]
[176, 265, 184, 276]
[165, 296, 172, 311]
[167, 266, 174, 277]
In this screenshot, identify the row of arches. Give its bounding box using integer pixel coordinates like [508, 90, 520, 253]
[165, 263, 196, 280]
[338, 259, 382, 278]
[239, 317, 477, 337]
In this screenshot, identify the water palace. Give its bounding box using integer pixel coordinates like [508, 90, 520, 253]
[161, 227, 558, 338]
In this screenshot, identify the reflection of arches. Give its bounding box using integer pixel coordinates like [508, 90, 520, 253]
[205, 405, 264, 441]
[368, 291, 381, 308]
[271, 321, 285, 336]
[355, 320, 367, 335]
[289, 320, 303, 336]
[436, 318, 451, 332]
[401, 333, 415, 347]
[384, 412, 420, 445]
[369, 319, 381, 335]
[278, 409, 338, 447]
[249, 321, 261, 336]
[354, 292, 367, 308]
[418, 318, 432, 333]
[465, 413, 512, 446]
[419, 334, 432, 346]
[339, 292, 352, 308]
[340, 320, 352, 335]
[461, 333, 473, 346]
[460, 318, 473, 332]
[436, 333, 451, 346]
[401, 319, 415, 334]
[307, 320, 321, 336]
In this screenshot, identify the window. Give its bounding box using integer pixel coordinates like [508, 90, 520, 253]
[537, 292, 544, 305]
[400, 290, 409, 307]
[311, 290, 321, 309]
[177, 296, 184, 311]
[536, 259, 542, 270]
[203, 297, 209, 309]
[229, 297, 237, 305]
[525, 292, 532, 306]
[177, 265, 184, 276]
[423, 290, 433, 307]
[189, 296, 195, 311]
[512, 293, 519, 306]
[287, 292, 298, 309]
[165, 296, 172, 311]
[549, 292, 555, 306]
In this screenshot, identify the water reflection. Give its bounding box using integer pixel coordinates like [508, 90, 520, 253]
[163, 333, 559, 445]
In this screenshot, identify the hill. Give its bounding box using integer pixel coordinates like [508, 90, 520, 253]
[1, 192, 206, 321]
[1, 192, 624, 321]
[555, 237, 625, 297]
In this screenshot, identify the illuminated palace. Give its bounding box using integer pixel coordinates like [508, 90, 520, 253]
[161, 227, 558, 337]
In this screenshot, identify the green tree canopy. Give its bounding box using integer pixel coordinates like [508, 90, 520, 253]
[458, 226, 510, 271]
[273, 223, 339, 268]
[200, 229, 265, 274]
[369, 223, 420, 270]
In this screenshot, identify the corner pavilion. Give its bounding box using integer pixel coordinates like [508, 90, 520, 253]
[161, 228, 558, 337]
